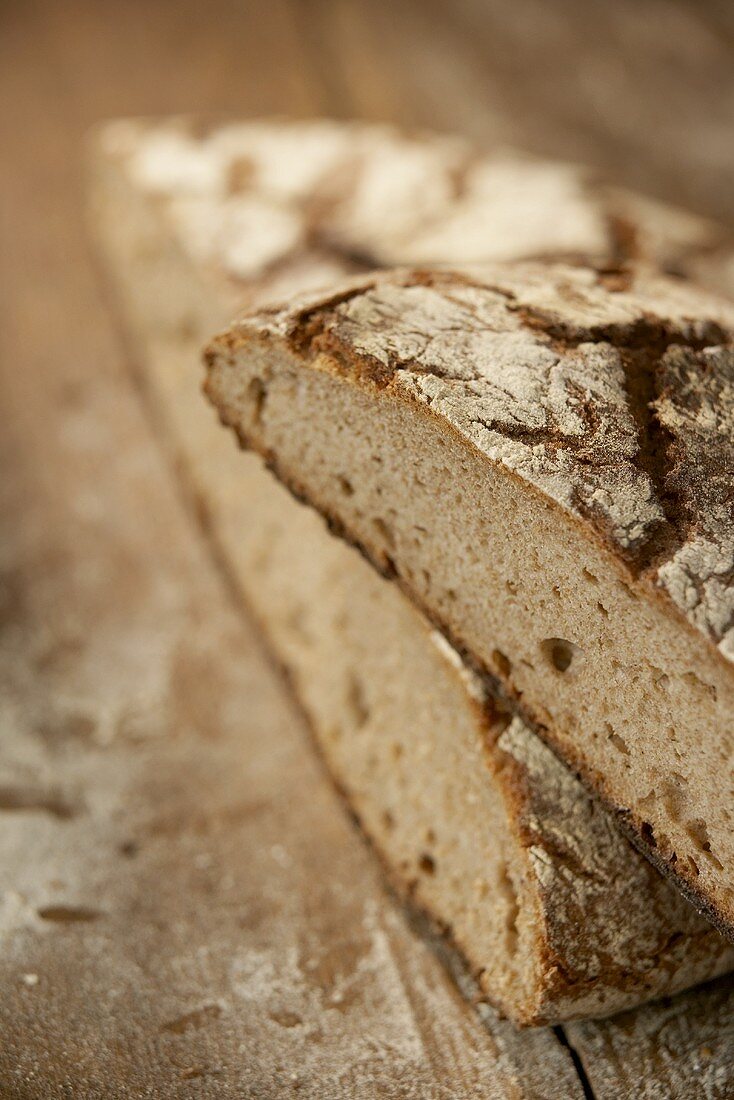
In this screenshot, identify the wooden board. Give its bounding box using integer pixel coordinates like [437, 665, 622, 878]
[0, 4, 578, 1097]
[568, 979, 734, 1100]
[2, 2, 734, 1096]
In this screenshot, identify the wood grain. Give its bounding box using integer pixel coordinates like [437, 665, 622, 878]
[567, 975, 734, 1100]
[2, 1, 734, 1095]
[304, 0, 734, 225]
[0, 2, 579, 1097]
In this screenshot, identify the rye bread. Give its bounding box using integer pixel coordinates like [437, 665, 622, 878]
[92, 117, 734, 1022]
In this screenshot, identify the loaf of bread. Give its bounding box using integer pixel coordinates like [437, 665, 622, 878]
[91, 117, 734, 1023]
[90, 115, 733, 302]
[205, 263, 734, 938]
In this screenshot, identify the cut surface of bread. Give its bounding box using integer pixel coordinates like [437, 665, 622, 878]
[90, 117, 734, 1024]
[205, 264, 734, 936]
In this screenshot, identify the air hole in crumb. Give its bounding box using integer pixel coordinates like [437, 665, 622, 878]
[582, 568, 599, 584]
[648, 666, 670, 696]
[597, 601, 609, 619]
[346, 676, 369, 729]
[37, 905, 101, 923]
[425, 828, 436, 845]
[269, 1008, 302, 1029]
[688, 857, 700, 877]
[639, 789, 656, 812]
[372, 517, 395, 549]
[682, 671, 717, 702]
[492, 649, 512, 678]
[382, 810, 395, 831]
[418, 854, 436, 876]
[390, 742, 403, 761]
[540, 638, 582, 673]
[656, 831, 672, 855]
[605, 723, 629, 755]
[498, 865, 519, 955]
[687, 819, 709, 848]
[337, 475, 354, 497]
[686, 819, 723, 869]
[446, 588, 457, 602]
[0, 785, 76, 820]
[640, 821, 656, 848]
[661, 774, 687, 821]
[664, 931, 685, 953]
[505, 579, 518, 595]
[160, 1003, 222, 1034]
[247, 377, 267, 425]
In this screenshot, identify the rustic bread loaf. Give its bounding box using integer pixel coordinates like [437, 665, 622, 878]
[90, 115, 734, 299]
[91, 117, 734, 1023]
[205, 263, 734, 937]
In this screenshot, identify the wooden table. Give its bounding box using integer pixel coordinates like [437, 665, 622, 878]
[2, 3, 733, 1096]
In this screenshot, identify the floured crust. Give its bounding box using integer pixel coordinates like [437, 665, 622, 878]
[489, 717, 730, 1021]
[215, 265, 734, 660]
[92, 115, 734, 299]
[654, 346, 734, 660]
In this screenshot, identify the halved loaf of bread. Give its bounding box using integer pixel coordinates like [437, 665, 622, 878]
[91, 117, 734, 1023]
[205, 264, 734, 937]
